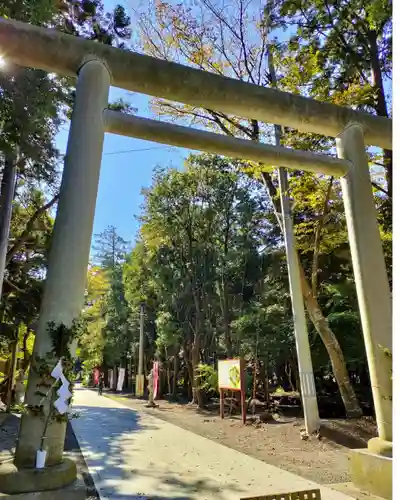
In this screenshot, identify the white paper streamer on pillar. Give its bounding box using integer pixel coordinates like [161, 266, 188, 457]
[51, 359, 72, 415]
[51, 360, 63, 380]
[57, 383, 72, 401]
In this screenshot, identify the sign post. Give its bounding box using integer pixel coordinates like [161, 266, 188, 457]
[218, 358, 246, 425]
[135, 374, 144, 397]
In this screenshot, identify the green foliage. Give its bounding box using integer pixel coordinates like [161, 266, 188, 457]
[155, 310, 181, 357]
[0, 0, 390, 418]
[80, 358, 99, 387]
[121, 155, 299, 402]
[92, 225, 130, 271]
[22, 319, 81, 424]
[196, 364, 218, 394]
[0, 0, 133, 366]
[56, 1, 132, 48]
[119, 150, 383, 411]
[79, 227, 132, 369]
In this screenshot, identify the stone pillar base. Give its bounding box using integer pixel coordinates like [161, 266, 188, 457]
[0, 476, 85, 500]
[350, 448, 392, 499]
[368, 436, 392, 457]
[0, 458, 77, 495]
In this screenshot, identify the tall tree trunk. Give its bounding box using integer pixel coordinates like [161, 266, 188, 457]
[183, 345, 193, 400]
[165, 349, 172, 396]
[21, 330, 31, 372]
[260, 360, 270, 406]
[172, 346, 179, 398]
[191, 333, 205, 408]
[0, 153, 17, 298]
[191, 291, 205, 407]
[219, 281, 233, 357]
[6, 337, 18, 411]
[288, 354, 300, 395]
[285, 361, 296, 393]
[260, 167, 362, 417]
[299, 265, 362, 417]
[219, 202, 234, 357]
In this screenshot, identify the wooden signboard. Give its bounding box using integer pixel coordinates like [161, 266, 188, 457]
[241, 489, 321, 500]
[218, 358, 246, 425]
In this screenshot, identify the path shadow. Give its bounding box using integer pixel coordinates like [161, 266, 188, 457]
[65, 421, 100, 499]
[332, 419, 376, 441]
[319, 421, 372, 449]
[98, 466, 243, 500]
[72, 393, 243, 499]
[0, 413, 20, 461]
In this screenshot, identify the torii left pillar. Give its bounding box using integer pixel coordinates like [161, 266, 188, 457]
[0, 59, 110, 494]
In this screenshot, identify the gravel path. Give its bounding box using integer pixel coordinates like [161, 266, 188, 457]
[104, 394, 377, 486]
[71, 387, 354, 500]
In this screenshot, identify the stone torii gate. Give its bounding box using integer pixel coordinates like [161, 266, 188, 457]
[0, 17, 392, 497]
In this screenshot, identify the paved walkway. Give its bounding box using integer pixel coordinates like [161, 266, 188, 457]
[72, 387, 354, 500]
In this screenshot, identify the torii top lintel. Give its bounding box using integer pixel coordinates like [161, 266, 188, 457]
[0, 17, 392, 151]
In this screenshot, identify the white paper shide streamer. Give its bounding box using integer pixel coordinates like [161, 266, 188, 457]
[51, 359, 72, 414]
[36, 359, 72, 469]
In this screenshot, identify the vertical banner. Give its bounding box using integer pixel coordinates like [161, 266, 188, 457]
[108, 369, 113, 389]
[117, 367, 125, 392]
[153, 361, 159, 399]
[93, 368, 100, 386]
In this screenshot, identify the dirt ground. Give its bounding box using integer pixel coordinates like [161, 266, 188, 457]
[106, 394, 377, 487]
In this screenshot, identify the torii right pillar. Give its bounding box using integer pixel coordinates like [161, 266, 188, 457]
[337, 123, 392, 500]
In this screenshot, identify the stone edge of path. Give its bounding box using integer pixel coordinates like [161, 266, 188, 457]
[65, 421, 101, 500]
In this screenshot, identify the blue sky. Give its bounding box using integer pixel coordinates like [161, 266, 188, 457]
[55, 0, 278, 251]
[54, 0, 195, 249]
[56, 87, 190, 249]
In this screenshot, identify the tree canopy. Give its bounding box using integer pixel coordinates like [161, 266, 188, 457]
[76, 154, 374, 417]
[0, 0, 391, 421]
[0, 0, 132, 396]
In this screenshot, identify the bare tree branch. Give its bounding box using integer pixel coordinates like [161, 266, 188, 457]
[371, 181, 389, 196]
[238, 0, 256, 84]
[5, 278, 25, 294]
